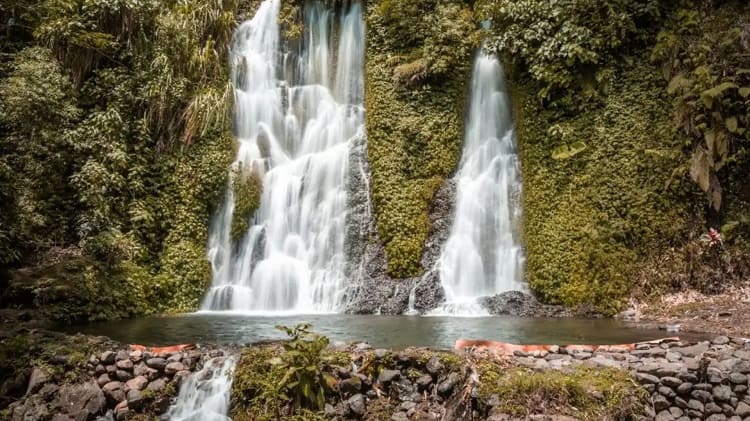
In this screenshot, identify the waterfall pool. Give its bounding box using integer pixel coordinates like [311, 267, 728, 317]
[59, 315, 702, 350]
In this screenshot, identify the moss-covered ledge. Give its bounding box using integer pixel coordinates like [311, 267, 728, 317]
[364, 0, 478, 278]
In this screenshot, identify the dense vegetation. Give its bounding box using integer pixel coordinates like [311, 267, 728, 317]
[0, 0, 241, 320]
[1, 0, 749, 319]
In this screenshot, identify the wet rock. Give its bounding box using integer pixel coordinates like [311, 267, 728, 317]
[26, 367, 49, 395]
[115, 350, 129, 362]
[115, 370, 132, 382]
[165, 361, 185, 376]
[126, 389, 143, 411]
[674, 343, 710, 358]
[416, 374, 433, 390]
[378, 369, 401, 384]
[146, 357, 167, 371]
[97, 374, 110, 387]
[125, 376, 148, 391]
[347, 393, 366, 416]
[174, 370, 191, 386]
[115, 359, 133, 371]
[133, 362, 148, 377]
[129, 350, 142, 362]
[425, 357, 444, 375]
[102, 381, 125, 404]
[478, 291, 571, 318]
[146, 378, 167, 392]
[654, 394, 671, 411]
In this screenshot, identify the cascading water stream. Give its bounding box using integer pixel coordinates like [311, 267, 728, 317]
[430, 51, 525, 316]
[166, 356, 237, 421]
[202, 0, 365, 313]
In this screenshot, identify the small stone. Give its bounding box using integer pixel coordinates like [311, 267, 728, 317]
[126, 389, 143, 410]
[674, 396, 689, 408]
[115, 370, 132, 382]
[416, 374, 433, 390]
[339, 376, 362, 395]
[378, 369, 401, 384]
[669, 407, 684, 418]
[347, 393, 366, 416]
[100, 351, 116, 365]
[666, 351, 682, 362]
[733, 384, 747, 394]
[736, 401, 750, 417]
[125, 376, 148, 391]
[658, 385, 676, 399]
[692, 389, 712, 402]
[636, 373, 660, 384]
[713, 385, 732, 401]
[438, 372, 461, 396]
[115, 350, 130, 362]
[705, 415, 727, 421]
[133, 362, 148, 377]
[146, 357, 167, 370]
[102, 381, 125, 404]
[97, 374, 110, 387]
[174, 370, 191, 386]
[146, 378, 166, 392]
[167, 353, 182, 363]
[115, 359, 133, 370]
[26, 367, 49, 395]
[695, 383, 713, 391]
[662, 377, 683, 388]
[713, 336, 731, 345]
[729, 372, 748, 384]
[655, 410, 674, 421]
[105, 365, 117, 375]
[687, 399, 704, 412]
[129, 350, 142, 362]
[95, 364, 106, 375]
[706, 401, 723, 414]
[676, 382, 693, 395]
[654, 394, 671, 411]
[425, 357, 443, 375]
[165, 361, 185, 376]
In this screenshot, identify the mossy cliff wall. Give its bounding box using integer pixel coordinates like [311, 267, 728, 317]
[365, 0, 478, 278]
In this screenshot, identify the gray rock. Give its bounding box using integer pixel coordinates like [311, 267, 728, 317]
[26, 367, 49, 395]
[658, 385, 676, 399]
[636, 373, 660, 384]
[378, 369, 401, 384]
[133, 362, 148, 377]
[102, 381, 125, 404]
[347, 393, 366, 416]
[692, 389, 712, 402]
[662, 377, 683, 388]
[96, 374, 110, 387]
[146, 378, 166, 392]
[733, 384, 747, 394]
[654, 394, 671, 411]
[736, 401, 750, 417]
[706, 402, 723, 414]
[125, 376, 148, 391]
[167, 353, 182, 363]
[674, 343, 710, 358]
[115, 370, 132, 382]
[729, 372, 748, 384]
[687, 399, 704, 412]
[126, 389, 143, 411]
[339, 376, 362, 395]
[425, 357, 444, 375]
[676, 382, 693, 395]
[713, 385, 732, 401]
[165, 361, 185, 375]
[391, 412, 409, 421]
[713, 336, 731, 345]
[57, 382, 106, 419]
[100, 351, 116, 365]
[655, 410, 674, 421]
[146, 357, 167, 370]
[706, 415, 727, 421]
[115, 350, 129, 362]
[437, 372, 461, 396]
[670, 406, 684, 418]
[416, 374, 433, 390]
[115, 359, 133, 370]
[478, 291, 572, 318]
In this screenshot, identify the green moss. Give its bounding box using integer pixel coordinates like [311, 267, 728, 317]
[230, 167, 263, 242]
[279, 1, 303, 42]
[478, 364, 645, 420]
[366, 0, 478, 277]
[512, 59, 695, 314]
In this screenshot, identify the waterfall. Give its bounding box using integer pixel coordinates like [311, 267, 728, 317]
[430, 51, 525, 316]
[166, 356, 236, 421]
[202, 0, 365, 313]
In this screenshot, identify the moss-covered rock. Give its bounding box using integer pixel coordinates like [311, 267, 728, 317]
[230, 166, 263, 242]
[365, 0, 478, 277]
[511, 60, 697, 314]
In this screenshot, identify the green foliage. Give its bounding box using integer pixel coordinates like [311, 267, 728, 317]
[230, 165, 263, 242]
[232, 325, 342, 420]
[0, 0, 241, 317]
[477, 364, 646, 420]
[366, 0, 477, 277]
[514, 61, 694, 314]
[651, 2, 750, 213]
[476, 0, 662, 106]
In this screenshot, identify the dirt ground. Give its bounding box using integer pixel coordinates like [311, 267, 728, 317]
[632, 283, 750, 338]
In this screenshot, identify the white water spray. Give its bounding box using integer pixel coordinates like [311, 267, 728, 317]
[167, 356, 236, 421]
[202, 0, 365, 313]
[430, 52, 524, 316]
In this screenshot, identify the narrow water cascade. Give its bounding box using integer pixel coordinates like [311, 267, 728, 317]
[166, 356, 237, 421]
[430, 51, 525, 316]
[202, 0, 365, 313]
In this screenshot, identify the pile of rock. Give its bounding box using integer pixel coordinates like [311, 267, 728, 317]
[7, 344, 227, 421]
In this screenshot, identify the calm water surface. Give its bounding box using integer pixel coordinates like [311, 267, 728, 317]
[60, 314, 696, 349]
